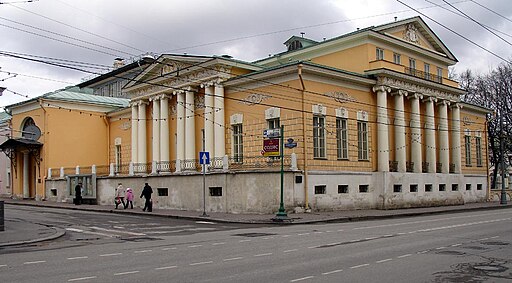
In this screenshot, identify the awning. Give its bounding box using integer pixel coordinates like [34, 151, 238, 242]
[0, 138, 43, 151]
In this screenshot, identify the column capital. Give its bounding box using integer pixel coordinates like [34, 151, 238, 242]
[450, 102, 463, 109]
[407, 92, 423, 100]
[437, 99, 451, 106]
[200, 81, 215, 88]
[372, 85, 391, 93]
[423, 96, 437, 103]
[173, 90, 185, 95]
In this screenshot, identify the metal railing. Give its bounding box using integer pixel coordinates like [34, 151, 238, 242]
[405, 67, 442, 83]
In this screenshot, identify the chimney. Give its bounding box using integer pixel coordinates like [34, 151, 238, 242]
[113, 58, 125, 69]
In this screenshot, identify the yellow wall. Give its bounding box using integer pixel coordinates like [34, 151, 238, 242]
[312, 44, 370, 74]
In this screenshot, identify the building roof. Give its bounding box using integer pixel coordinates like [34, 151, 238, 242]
[0, 111, 11, 124]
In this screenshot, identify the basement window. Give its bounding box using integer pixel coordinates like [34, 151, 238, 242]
[393, 184, 402, 193]
[425, 184, 433, 192]
[466, 184, 472, 191]
[338, 185, 349, 194]
[410, 184, 418, 192]
[477, 184, 483, 191]
[359, 185, 369, 193]
[157, 188, 168, 196]
[452, 184, 459, 191]
[439, 184, 446, 191]
[315, 185, 326, 195]
[209, 187, 222, 197]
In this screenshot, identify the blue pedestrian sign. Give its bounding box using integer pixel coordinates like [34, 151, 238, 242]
[199, 151, 210, 164]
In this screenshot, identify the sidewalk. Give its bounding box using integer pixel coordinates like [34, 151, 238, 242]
[1, 198, 511, 247]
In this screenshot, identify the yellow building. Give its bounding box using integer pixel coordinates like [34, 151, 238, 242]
[2, 17, 494, 212]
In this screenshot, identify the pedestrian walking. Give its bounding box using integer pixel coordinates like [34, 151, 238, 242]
[140, 183, 153, 212]
[74, 182, 82, 205]
[115, 183, 126, 209]
[125, 188, 134, 209]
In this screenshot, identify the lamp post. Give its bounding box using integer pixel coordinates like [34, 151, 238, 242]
[275, 125, 288, 220]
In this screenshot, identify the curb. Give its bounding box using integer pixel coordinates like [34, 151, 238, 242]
[3, 200, 512, 225]
[0, 225, 66, 247]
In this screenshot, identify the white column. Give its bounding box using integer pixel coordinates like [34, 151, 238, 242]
[131, 103, 138, 164]
[438, 100, 450, 174]
[204, 85, 215, 157]
[394, 90, 407, 172]
[373, 85, 390, 172]
[151, 97, 160, 164]
[176, 91, 185, 163]
[23, 152, 29, 198]
[160, 95, 170, 164]
[185, 88, 196, 161]
[137, 101, 147, 166]
[424, 96, 437, 173]
[409, 93, 423, 173]
[214, 83, 225, 158]
[451, 104, 462, 173]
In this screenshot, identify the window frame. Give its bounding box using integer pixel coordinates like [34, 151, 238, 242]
[465, 134, 472, 166]
[393, 53, 401, 64]
[376, 47, 384, 60]
[336, 117, 348, 160]
[313, 115, 326, 159]
[475, 136, 482, 167]
[232, 123, 243, 163]
[357, 120, 369, 160]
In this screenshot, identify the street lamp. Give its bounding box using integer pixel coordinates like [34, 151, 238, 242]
[274, 125, 288, 221]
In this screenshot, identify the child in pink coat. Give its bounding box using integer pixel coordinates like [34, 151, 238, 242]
[125, 188, 134, 209]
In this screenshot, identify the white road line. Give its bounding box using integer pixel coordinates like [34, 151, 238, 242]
[313, 231, 323, 234]
[322, 269, 343, 275]
[337, 229, 344, 232]
[479, 237, 489, 241]
[114, 271, 139, 276]
[162, 247, 177, 251]
[282, 235, 290, 238]
[254, 253, 273, 257]
[325, 230, 333, 233]
[383, 234, 393, 237]
[397, 254, 412, 258]
[113, 226, 124, 229]
[100, 253, 122, 257]
[68, 276, 97, 281]
[435, 247, 446, 250]
[397, 232, 406, 235]
[350, 239, 359, 243]
[190, 261, 213, 266]
[212, 242, 225, 245]
[365, 237, 377, 240]
[196, 221, 215, 224]
[0, 264, 7, 268]
[284, 249, 298, 253]
[24, 261, 46, 265]
[187, 245, 202, 248]
[223, 257, 243, 261]
[134, 250, 152, 253]
[290, 276, 314, 282]
[417, 250, 429, 254]
[307, 246, 317, 249]
[239, 240, 251, 243]
[155, 266, 177, 270]
[490, 236, 499, 239]
[451, 243, 462, 247]
[90, 226, 146, 236]
[297, 233, 310, 236]
[262, 237, 274, 240]
[350, 263, 370, 269]
[67, 256, 88, 260]
[66, 228, 84, 232]
[376, 258, 393, 263]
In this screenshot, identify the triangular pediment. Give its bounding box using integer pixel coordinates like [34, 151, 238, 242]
[373, 16, 457, 62]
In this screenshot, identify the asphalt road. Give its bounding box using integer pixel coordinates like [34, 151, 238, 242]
[1, 206, 511, 282]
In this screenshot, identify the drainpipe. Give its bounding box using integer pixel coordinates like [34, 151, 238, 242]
[485, 117, 490, 201]
[39, 99, 46, 200]
[102, 116, 110, 166]
[298, 64, 309, 211]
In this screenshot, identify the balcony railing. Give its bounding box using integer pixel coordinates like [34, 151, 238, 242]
[405, 67, 442, 83]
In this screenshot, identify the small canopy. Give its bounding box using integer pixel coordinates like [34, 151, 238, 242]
[0, 138, 42, 151]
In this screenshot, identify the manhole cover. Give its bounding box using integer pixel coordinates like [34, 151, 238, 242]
[473, 265, 508, 273]
[436, 250, 465, 256]
[233, 232, 276, 237]
[481, 241, 509, 246]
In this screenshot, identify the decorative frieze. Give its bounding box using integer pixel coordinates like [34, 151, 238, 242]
[324, 91, 357, 104]
[239, 93, 271, 106]
[377, 76, 459, 101]
[403, 23, 420, 45]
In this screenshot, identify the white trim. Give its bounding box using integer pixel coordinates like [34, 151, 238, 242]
[230, 113, 243, 125]
[335, 107, 348, 119]
[357, 110, 368, 121]
[312, 104, 326, 116]
[265, 107, 281, 120]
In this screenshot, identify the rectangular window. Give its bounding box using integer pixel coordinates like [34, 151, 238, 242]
[357, 121, 368, 160]
[465, 135, 472, 166]
[393, 184, 402, 193]
[409, 58, 416, 70]
[267, 118, 280, 130]
[336, 117, 348, 159]
[466, 184, 472, 191]
[477, 184, 483, 191]
[424, 63, 430, 80]
[410, 184, 418, 192]
[376, 47, 384, 60]
[115, 145, 122, 174]
[393, 53, 401, 64]
[359, 185, 369, 193]
[315, 185, 326, 194]
[157, 188, 169, 196]
[452, 184, 459, 191]
[313, 115, 326, 158]
[475, 136, 482, 167]
[209, 187, 222, 197]
[232, 124, 243, 163]
[425, 184, 433, 192]
[439, 184, 446, 191]
[437, 67, 443, 83]
[338, 185, 349, 194]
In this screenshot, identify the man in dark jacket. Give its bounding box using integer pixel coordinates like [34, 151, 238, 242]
[74, 182, 82, 205]
[140, 183, 153, 212]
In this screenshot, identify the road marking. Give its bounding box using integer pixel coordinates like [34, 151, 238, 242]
[397, 232, 406, 235]
[376, 258, 393, 263]
[322, 269, 343, 275]
[350, 263, 370, 269]
[254, 253, 273, 257]
[190, 261, 213, 266]
[212, 242, 225, 245]
[451, 243, 462, 247]
[307, 246, 317, 249]
[313, 231, 323, 234]
[282, 235, 290, 238]
[90, 226, 146, 236]
[325, 230, 333, 233]
[134, 250, 152, 253]
[223, 257, 243, 261]
[284, 249, 298, 253]
[479, 237, 489, 241]
[290, 276, 314, 282]
[490, 236, 499, 239]
[239, 240, 251, 243]
[155, 266, 177, 270]
[100, 253, 122, 257]
[114, 271, 139, 276]
[0, 264, 7, 268]
[337, 229, 344, 232]
[365, 237, 377, 240]
[68, 276, 97, 281]
[417, 250, 429, 254]
[350, 239, 359, 243]
[196, 221, 215, 224]
[383, 234, 393, 237]
[66, 228, 84, 232]
[397, 254, 412, 258]
[297, 233, 310, 236]
[113, 226, 124, 229]
[162, 247, 177, 251]
[24, 261, 46, 265]
[262, 237, 274, 240]
[435, 247, 446, 250]
[188, 245, 202, 248]
[67, 256, 88, 260]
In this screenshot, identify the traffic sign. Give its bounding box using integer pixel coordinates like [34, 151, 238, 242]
[199, 151, 210, 164]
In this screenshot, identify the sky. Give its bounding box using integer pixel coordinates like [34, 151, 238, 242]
[0, 0, 511, 109]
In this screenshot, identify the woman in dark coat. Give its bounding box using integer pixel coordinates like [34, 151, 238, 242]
[74, 182, 82, 205]
[140, 183, 153, 212]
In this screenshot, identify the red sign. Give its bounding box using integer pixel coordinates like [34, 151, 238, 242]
[263, 139, 280, 156]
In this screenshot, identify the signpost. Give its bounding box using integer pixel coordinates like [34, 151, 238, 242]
[199, 132, 210, 217]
